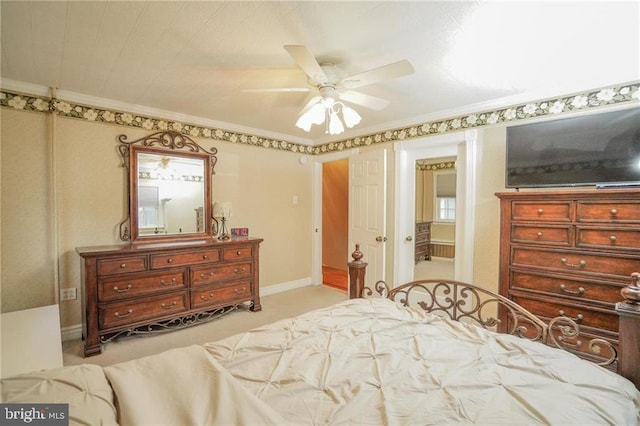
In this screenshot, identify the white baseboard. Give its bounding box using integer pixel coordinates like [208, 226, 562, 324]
[61, 324, 83, 342]
[61, 277, 315, 342]
[261, 277, 314, 296]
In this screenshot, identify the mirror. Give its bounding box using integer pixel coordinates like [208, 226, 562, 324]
[117, 131, 217, 244]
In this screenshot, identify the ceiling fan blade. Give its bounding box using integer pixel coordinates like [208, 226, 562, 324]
[341, 59, 414, 89]
[298, 95, 322, 116]
[242, 87, 310, 93]
[339, 90, 389, 111]
[284, 45, 329, 85]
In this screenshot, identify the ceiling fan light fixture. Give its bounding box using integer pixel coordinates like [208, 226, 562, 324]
[328, 109, 344, 135]
[341, 104, 361, 128]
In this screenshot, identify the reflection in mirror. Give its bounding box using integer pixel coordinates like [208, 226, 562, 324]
[136, 152, 206, 237]
[117, 131, 217, 244]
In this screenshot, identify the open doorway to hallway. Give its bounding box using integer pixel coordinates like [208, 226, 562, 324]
[414, 157, 456, 281]
[322, 159, 348, 291]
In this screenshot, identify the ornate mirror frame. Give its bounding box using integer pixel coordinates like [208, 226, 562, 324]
[117, 131, 218, 245]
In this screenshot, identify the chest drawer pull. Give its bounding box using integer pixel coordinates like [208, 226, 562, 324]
[120, 263, 127, 269]
[114, 309, 133, 318]
[167, 258, 173, 264]
[560, 258, 586, 268]
[200, 272, 214, 279]
[113, 284, 132, 293]
[234, 287, 247, 294]
[536, 231, 543, 238]
[537, 208, 544, 215]
[610, 208, 618, 216]
[236, 251, 242, 256]
[559, 284, 585, 296]
[609, 235, 617, 243]
[202, 254, 209, 260]
[159, 278, 177, 286]
[234, 267, 246, 274]
[161, 301, 177, 309]
[558, 310, 584, 323]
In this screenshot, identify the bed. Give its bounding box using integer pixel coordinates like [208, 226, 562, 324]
[3, 251, 640, 425]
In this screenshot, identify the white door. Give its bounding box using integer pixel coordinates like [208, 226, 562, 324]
[349, 149, 387, 294]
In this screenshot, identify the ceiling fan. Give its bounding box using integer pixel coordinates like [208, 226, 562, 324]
[245, 45, 415, 135]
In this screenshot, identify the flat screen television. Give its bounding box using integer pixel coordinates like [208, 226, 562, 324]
[505, 106, 640, 188]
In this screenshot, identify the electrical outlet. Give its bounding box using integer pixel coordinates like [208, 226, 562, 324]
[60, 288, 77, 301]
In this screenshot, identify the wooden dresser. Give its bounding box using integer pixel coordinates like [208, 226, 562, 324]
[415, 221, 432, 262]
[77, 238, 262, 356]
[497, 189, 640, 364]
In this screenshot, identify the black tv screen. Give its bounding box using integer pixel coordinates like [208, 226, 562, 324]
[506, 106, 640, 188]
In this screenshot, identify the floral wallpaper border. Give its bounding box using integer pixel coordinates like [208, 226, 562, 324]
[1, 82, 638, 156]
[416, 160, 456, 171]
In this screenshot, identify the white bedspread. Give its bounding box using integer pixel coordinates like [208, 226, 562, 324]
[204, 298, 640, 425]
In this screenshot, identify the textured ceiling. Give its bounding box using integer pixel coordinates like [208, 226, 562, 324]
[1, 1, 639, 144]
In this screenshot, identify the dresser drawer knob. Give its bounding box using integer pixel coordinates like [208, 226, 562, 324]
[559, 284, 585, 296]
[161, 301, 177, 309]
[537, 208, 544, 215]
[113, 284, 132, 293]
[609, 235, 617, 243]
[114, 309, 133, 318]
[202, 254, 209, 260]
[234, 287, 247, 294]
[559, 310, 584, 323]
[560, 258, 586, 268]
[120, 263, 126, 269]
[200, 272, 214, 279]
[234, 267, 246, 274]
[536, 231, 543, 238]
[610, 208, 618, 216]
[236, 251, 242, 256]
[167, 258, 173, 264]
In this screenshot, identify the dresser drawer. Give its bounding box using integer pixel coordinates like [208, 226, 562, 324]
[98, 270, 186, 302]
[150, 249, 220, 269]
[511, 295, 619, 333]
[512, 201, 572, 222]
[98, 256, 147, 276]
[191, 262, 252, 286]
[577, 200, 640, 223]
[416, 222, 431, 233]
[191, 282, 251, 309]
[576, 226, 640, 251]
[511, 224, 572, 246]
[510, 271, 624, 305]
[99, 292, 188, 329]
[511, 247, 640, 280]
[222, 246, 253, 261]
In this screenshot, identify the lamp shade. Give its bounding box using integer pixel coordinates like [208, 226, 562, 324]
[342, 105, 361, 128]
[212, 201, 232, 218]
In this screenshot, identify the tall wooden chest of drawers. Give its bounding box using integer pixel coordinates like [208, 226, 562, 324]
[77, 238, 262, 356]
[415, 221, 432, 262]
[497, 189, 640, 364]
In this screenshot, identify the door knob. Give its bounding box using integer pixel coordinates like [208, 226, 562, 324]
[405, 236, 413, 242]
[376, 236, 387, 242]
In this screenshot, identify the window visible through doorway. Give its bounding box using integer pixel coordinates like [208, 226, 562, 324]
[434, 170, 456, 222]
[437, 197, 456, 221]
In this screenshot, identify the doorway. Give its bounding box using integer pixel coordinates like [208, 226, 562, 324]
[394, 130, 478, 285]
[414, 157, 456, 280]
[321, 159, 349, 291]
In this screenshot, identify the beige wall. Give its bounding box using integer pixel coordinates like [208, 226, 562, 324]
[1, 111, 313, 328]
[322, 159, 348, 270]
